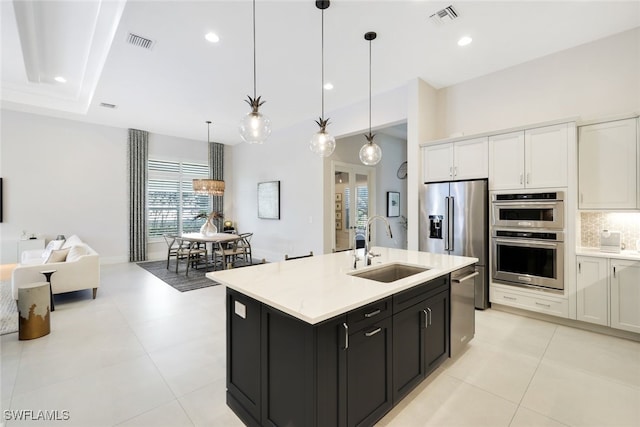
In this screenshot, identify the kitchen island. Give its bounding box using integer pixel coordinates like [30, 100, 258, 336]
[207, 247, 477, 427]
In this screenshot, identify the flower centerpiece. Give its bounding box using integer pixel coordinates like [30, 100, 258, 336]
[195, 211, 223, 236]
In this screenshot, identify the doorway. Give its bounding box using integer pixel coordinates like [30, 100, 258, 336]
[332, 162, 376, 252]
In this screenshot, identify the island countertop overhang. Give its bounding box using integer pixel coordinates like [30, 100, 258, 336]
[207, 247, 477, 325]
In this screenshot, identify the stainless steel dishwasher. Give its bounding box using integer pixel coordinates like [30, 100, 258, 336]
[450, 265, 478, 358]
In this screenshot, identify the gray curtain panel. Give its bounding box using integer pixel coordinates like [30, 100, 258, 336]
[210, 142, 224, 230]
[128, 129, 148, 262]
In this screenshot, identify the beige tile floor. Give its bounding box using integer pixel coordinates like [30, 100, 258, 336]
[1, 262, 639, 426]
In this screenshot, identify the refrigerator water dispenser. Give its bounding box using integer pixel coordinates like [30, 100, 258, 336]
[429, 215, 444, 239]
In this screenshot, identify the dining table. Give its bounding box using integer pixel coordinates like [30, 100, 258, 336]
[180, 232, 241, 270]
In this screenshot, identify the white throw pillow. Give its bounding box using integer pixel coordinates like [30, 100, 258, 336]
[61, 235, 82, 249]
[66, 245, 88, 262]
[41, 239, 65, 260]
[46, 248, 70, 263]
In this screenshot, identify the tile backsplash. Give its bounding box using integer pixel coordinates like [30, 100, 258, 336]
[580, 212, 640, 250]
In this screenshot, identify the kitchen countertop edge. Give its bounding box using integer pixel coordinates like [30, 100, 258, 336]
[207, 247, 477, 325]
[576, 247, 640, 261]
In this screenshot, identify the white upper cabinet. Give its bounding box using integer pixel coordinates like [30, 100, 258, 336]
[422, 137, 488, 183]
[489, 131, 524, 190]
[578, 118, 638, 209]
[489, 123, 569, 190]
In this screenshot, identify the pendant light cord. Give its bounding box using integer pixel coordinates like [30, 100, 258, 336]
[368, 37, 372, 137]
[252, 0, 257, 100]
[321, 8, 325, 120]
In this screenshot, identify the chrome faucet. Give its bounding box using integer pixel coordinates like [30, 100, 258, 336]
[364, 215, 393, 266]
[352, 231, 365, 269]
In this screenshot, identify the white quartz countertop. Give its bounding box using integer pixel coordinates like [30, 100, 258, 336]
[207, 247, 477, 325]
[576, 247, 640, 261]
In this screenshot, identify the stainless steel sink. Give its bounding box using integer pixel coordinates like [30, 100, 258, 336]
[350, 263, 429, 283]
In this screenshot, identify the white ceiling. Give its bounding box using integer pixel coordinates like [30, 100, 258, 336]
[2, 0, 639, 145]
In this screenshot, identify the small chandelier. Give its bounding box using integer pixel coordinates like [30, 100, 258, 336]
[359, 31, 382, 166]
[193, 121, 225, 196]
[309, 0, 336, 157]
[239, 0, 271, 144]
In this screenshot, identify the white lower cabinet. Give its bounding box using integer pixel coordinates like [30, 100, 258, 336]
[610, 259, 640, 334]
[576, 256, 609, 326]
[491, 285, 569, 318]
[576, 256, 640, 333]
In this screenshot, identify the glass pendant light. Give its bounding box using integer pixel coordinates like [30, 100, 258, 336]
[359, 31, 382, 166]
[239, 0, 271, 144]
[309, 1, 335, 157]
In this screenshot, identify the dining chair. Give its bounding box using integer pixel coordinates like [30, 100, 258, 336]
[214, 237, 245, 269]
[163, 234, 180, 269]
[284, 251, 314, 261]
[175, 239, 208, 275]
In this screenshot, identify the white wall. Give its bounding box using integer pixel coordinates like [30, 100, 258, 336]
[436, 27, 640, 139]
[0, 110, 212, 264]
[0, 110, 128, 263]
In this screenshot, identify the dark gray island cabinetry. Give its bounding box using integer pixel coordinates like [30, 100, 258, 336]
[227, 275, 450, 427]
[209, 248, 477, 427]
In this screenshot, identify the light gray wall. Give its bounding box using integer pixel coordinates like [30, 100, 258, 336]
[0, 110, 214, 264]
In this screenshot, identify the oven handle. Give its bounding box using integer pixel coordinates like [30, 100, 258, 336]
[494, 238, 560, 248]
[492, 201, 561, 207]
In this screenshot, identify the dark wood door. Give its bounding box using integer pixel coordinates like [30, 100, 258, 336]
[346, 316, 393, 427]
[424, 289, 450, 376]
[392, 301, 425, 404]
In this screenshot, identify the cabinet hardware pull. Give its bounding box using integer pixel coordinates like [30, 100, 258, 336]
[535, 302, 551, 308]
[503, 295, 517, 301]
[427, 307, 432, 325]
[343, 323, 348, 349]
[526, 173, 530, 184]
[453, 271, 479, 283]
[578, 263, 581, 274]
[454, 167, 457, 177]
[364, 309, 381, 318]
[422, 309, 429, 328]
[520, 174, 523, 184]
[365, 327, 382, 337]
[449, 166, 453, 177]
[613, 266, 616, 278]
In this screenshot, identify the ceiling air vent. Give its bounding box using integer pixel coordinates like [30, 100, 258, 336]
[429, 5, 459, 24]
[126, 33, 155, 50]
[99, 102, 117, 109]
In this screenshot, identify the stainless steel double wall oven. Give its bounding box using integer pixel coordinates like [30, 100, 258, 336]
[491, 191, 565, 292]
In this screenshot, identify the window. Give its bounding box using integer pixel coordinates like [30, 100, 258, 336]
[147, 160, 210, 238]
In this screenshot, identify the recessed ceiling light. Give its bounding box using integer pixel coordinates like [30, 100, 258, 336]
[457, 36, 472, 47]
[205, 32, 220, 43]
[323, 82, 334, 90]
[54, 76, 67, 83]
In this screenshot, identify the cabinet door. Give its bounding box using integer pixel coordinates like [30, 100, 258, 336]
[226, 290, 262, 425]
[423, 143, 454, 183]
[525, 123, 569, 189]
[610, 259, 640, 334]
[578, 118, 638, 209]
[576, 256, 609, 326]
[392, 302, 424, 404]
[454, 137, 488, 180]
[489, 131, 525, 190]
[423, 290, 450, 376]
[347, 316, 393, 427]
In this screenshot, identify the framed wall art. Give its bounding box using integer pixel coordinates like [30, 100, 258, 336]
[258, 180, 280, 219]
[387, 191, 400, 217]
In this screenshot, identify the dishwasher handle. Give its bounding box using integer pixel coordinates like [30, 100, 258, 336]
[452, 271, 479, 283]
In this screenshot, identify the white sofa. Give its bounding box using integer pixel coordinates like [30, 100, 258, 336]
[11, 235, 100, 301]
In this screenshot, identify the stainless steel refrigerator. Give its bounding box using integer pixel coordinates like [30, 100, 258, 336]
[419, 179, 489, 309]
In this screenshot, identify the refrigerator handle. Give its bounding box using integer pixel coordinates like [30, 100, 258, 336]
[444, 197, 450, 251]
[448, 196, 455, 251]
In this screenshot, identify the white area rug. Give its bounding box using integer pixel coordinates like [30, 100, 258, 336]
[1, 281, 18, 335]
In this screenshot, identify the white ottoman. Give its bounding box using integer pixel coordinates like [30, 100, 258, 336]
[18, 282, 51, 340]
